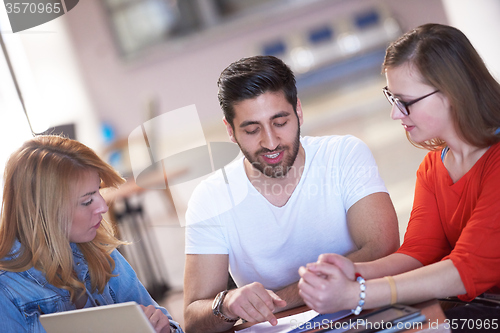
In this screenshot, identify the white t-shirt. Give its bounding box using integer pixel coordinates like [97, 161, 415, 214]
[185, 135, 387, 290]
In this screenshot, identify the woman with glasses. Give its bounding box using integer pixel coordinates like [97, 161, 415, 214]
[298, 23, 500, 321]
[0, 135, 183, 332]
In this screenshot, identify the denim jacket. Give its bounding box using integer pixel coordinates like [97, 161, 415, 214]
[0, 240, 183, 332]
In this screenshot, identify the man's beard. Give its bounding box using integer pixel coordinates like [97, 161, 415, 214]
[238, 126, 300, 178]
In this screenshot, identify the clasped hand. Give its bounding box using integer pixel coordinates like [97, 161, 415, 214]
[222, 282, 287, 326]
[298, 254, 357, 314]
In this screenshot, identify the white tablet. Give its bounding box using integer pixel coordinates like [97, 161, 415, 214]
[39, 301, 156, 333]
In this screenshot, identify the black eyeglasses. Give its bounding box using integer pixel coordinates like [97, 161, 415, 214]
[383, 86, 439, 116]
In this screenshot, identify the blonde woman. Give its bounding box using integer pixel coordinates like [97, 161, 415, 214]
[0, 135, 182, 333]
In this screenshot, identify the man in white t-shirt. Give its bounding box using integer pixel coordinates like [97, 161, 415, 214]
[183, 55, 399, 333]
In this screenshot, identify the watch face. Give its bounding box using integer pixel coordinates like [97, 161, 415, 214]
[212, 291, 225, 313]
[212, 295, 218, 310]
[211, 290, 238, 322]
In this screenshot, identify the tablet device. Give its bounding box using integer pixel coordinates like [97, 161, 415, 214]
[39, 301, 156, 333]
[317, 304, 425, 333]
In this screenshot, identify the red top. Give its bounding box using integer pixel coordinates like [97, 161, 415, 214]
[397, 142, 500, 301]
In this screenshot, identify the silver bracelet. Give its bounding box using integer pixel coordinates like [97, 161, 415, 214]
[352, 274, 366, 315]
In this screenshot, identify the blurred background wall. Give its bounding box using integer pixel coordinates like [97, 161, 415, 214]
[1, 0, 499, 321]
[60, 0, 448, 141]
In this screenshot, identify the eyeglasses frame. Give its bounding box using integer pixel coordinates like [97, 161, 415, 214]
[383, 86, 439, 116]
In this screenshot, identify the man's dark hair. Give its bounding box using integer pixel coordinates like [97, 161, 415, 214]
[217, 55, 297, 128]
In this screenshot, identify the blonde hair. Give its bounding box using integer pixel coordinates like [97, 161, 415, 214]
[0, 135, 126, 302]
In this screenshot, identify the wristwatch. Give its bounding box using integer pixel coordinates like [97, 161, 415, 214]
[212, 290, 239, 323]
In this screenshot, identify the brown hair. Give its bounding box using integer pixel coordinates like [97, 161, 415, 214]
[0, 135, 126, 302]
[383, 23, 500, 150]
[217, 55, 297, 129]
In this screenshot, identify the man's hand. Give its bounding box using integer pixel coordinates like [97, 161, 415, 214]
[298, 260, 357, 314]
[140, 304, 173, 333]
[222, 282, 287, 326]
[317, 253, 356, 280]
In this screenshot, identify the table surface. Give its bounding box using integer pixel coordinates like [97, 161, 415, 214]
[223, 299, 450, 333]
